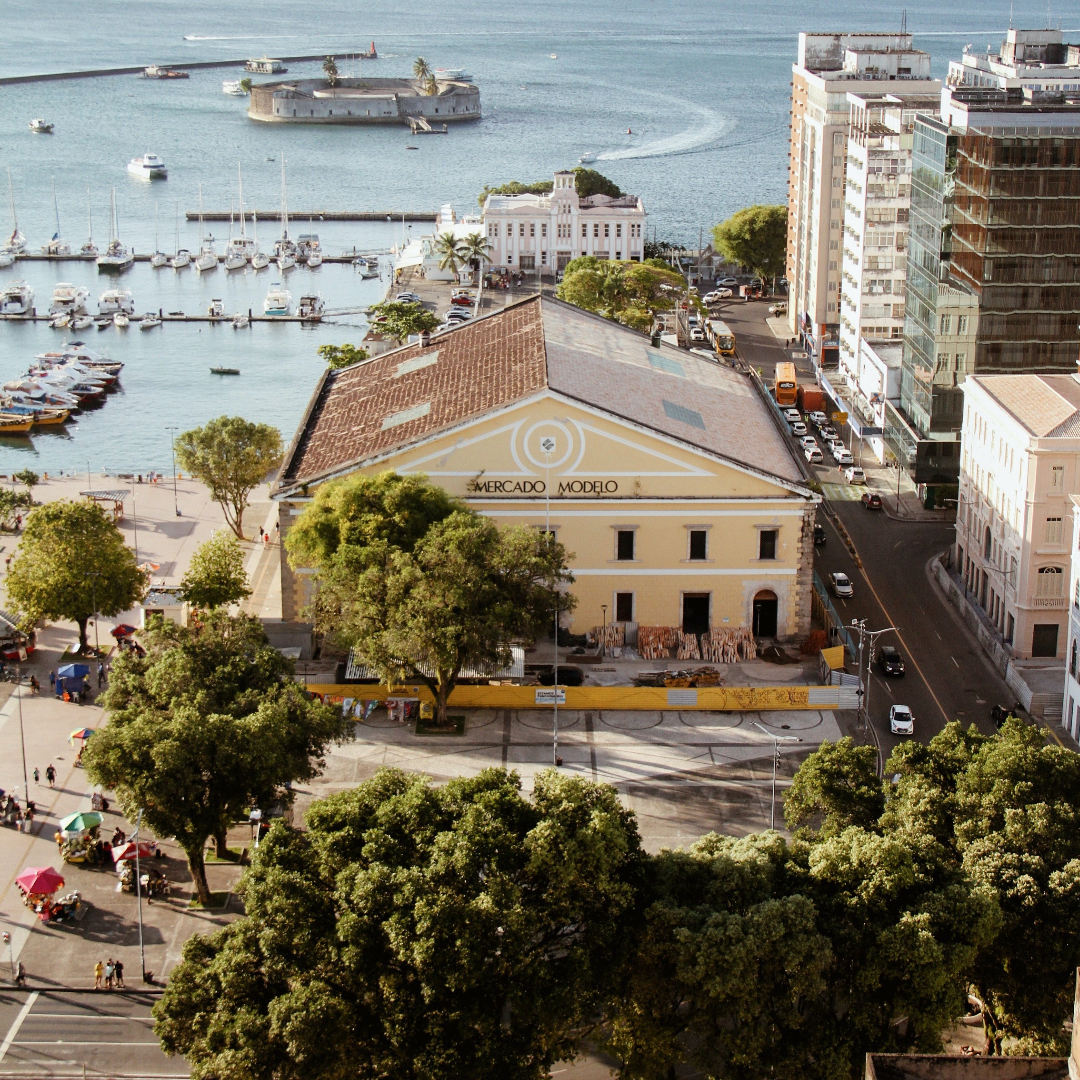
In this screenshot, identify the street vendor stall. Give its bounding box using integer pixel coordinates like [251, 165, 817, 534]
[0, 608, 34, 662]
[57, 665, 91, 703]
[56, 810, 107, 865]
[16, 865, 83, 923]
[79, 489, 127, 522]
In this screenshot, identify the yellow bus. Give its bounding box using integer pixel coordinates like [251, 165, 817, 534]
[774, 361, 797, 407]
[708, 319, 736, 356]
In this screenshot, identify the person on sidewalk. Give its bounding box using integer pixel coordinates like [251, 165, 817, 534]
[93, 959, 103, 989]
[45, 764, 55, 788]
[113, 959, 124, 988]
[104, 959, 114, 989]
[14, 961, 25, 987]
[97, 665, 104, 689]
[48, 671, 54, 692]
[32, 767, 38, 784]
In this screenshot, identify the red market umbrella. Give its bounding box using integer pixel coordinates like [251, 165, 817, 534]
[111, 841, 155, 864]
[16, 866, 65, 895]
[111, 624, 138, 639]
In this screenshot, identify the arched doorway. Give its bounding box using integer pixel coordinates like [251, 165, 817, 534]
[752, 590, 778, 638]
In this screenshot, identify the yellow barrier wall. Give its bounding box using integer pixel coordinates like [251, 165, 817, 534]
[303, 683, 833, 711]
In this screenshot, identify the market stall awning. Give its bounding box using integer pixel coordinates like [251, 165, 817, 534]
[16, 866, 64, 895]
[60, 811, 103, 833]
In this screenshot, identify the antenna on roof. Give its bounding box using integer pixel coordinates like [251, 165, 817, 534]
[900, 8, 907, 33]
[1047, 0, 1052, 29]
[1009, 0, 1014, 28]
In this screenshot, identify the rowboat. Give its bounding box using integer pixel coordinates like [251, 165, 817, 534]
[210, 367, 240, 375]
[0, 417, 34, 434]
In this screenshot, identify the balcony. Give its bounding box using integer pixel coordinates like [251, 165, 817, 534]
[1032, 596, 1066, 608]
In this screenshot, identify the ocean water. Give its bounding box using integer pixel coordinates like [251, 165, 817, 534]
[0, 0, 1051, 472]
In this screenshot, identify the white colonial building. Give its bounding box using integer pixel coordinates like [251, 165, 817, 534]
[482, 171, 646, 277]
[957, 374, 1080, 662]
[1063, 495, 1080, 740]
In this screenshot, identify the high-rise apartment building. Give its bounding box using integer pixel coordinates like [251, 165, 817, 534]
[787, 32, 938, 364]
[949, 28, 1080, 92]
[892, 84, 1080, 485]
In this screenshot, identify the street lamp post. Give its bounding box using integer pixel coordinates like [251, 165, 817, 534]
[165, 425, 181, 517]
[132, 809, 147, 982]
[752, 721, 801, 829]
[600, 604, 607, 660]
[15, 663, 28, 818]
[849, 619, 897, 731]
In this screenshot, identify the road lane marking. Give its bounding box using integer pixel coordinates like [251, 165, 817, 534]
[0, 992, 38, 1063]
[12, 1040, 161, 1046]
[952, 657, 959, 668]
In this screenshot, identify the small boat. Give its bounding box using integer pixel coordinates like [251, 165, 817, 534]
[277, 251, 295, 271]
[578, 153, 597, 164]
[98, 287, 134, 315]
[113, 311, 129, 328]
[298, 293, 324, 320]
[96, 190, 133, 272]
[210, 367, 240, 375]
[142, 65, 189, 79]
[263, 282, 291, 316]
[307, 250, 322, 268]
[550, 53, 557, 59]
[71, 315, 95, 330]
[0, 417, 33, 434]
[194, 186, 217, 272]
[95, 315, 111, 330]
[140, 313, 161, 329]
[51, 283, 90, 315]
[4, 170, 27, 257]
[29, 118, 53, 133]
[0, 280, 34, 315]
[252, 250, 269, 270]
[81, 187, 98, 257]
[207, 299, 225, 318]
[406, 146, 419, 150]
[172, 248, 190, 269]
[150, 203, 167, 267]
[127, 153, 167, 181]
[232, 314, 249, 329]
[274, 156, 296, 271]
[626, 128, 632, 135]
[222, 80, 246, 95]
[50, 313, 71, 329]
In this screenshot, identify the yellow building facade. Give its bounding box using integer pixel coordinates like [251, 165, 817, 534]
[275, 297, 818, 643]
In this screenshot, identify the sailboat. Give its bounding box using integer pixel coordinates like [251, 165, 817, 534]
[194, 184, 217, 272]
[42, 179, 71, 256]
[275, 154, 296, 271]
[96, 188, 134, 272]
[2, 170, 27, 258]
[171, 203, 190, 268]
[251, 209, 269, 270]
[225, 164, 256, 270]
[150, 203, 168, 267]
[80, 188, 98, 258]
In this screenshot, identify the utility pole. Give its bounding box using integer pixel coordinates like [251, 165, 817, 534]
[133, 809, 147, 982]
[542, 441, 559, 766]
[850, 619, 897, 731]
[165, 425, 181, 517]
[752, 722, 801, 829]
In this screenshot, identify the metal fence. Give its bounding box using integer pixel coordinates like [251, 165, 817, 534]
[812, 570, 856, 658]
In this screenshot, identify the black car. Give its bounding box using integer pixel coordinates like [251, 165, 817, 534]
[814, 523, 826, 546]
[879, 646, 905, 676]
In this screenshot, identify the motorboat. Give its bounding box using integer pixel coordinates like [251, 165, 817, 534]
[81, 187, 98, 257]
[127, 154, 167, 181]
[297, 233, 320, 263]
[151, 252, 168, 268]
[194, 184, 217, 272]
[307, 248, 323, 269]
[71, 315, 94, 330]
[263, 282, 291, 316]
[0, 417, 33, 435]
[0, 281, 34, 316]
[276, 250, 296, 271]
[207, 298, 225, 318]
[95, 315, 112, 330]
[353, 255, 378, 278]
[274, 155, 296, 271]
[114, 312, 129, 328]
[232, 314, 249, 329]
[29, 119, 53, 133]
[1, 403, 69, 425]
[4, 170, 27, 256]
[172, 249, 191, 269]
[97, 190, 133, 272]
[42, 180, 71, 255]
[139, 313, 161, 330]
[142, 65, 188, 80]
[578, 153, 597, 164]
[50, 312, 70, 329]
[251, 211, 269, 269]
[98, 288, 134, 315]
[222, 80, 246, 95]
[297, 293, 324, 320]
[51, 284, 90, 315]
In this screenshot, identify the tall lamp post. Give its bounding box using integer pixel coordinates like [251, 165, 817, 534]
[132, 809, 147, 982]
[752, 721, 801, 830]
[541, 440, 560, 766]
[849, 619, 897, 732]
[165, 425, 181, 517]
[600, 604, 607, 659]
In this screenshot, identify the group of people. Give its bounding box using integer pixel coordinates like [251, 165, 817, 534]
[0, 789, 34, 831]
[93, 957, 124, 989]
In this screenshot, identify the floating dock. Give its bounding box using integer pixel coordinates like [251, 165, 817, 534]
[0, 306, 370, 325]
[184, 211, 437, 222]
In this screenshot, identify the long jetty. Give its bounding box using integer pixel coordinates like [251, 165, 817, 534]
[0, 50, 377, 87]
[187, 211, 437, 222]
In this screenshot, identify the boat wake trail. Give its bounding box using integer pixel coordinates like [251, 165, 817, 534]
[596, 101, 733, 161]
[183, 35, 295, 41]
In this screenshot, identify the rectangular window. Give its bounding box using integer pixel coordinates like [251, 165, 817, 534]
[604, 223, 610, 237]
[519, 223, 526, 237]
[1052, 465, 1065, 491]
[615, 592, 634, 623]
[529, 223, 535, 237]
[1046, 517, 1064, 545]
[688, 530, 708, 560]
[582, 223, 588, 238]
[759, 529, 778, 560]
[940, 314, 952, 333]
[541, 223, 547, 237]
[616, 223, 622, 237]
[594, 224, 600, 237]
[616, 530, 635, 561]
[958, 315, 968, 334]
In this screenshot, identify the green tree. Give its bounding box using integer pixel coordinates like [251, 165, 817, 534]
[784, 736, 885, 837]
[572, 167, 623, 200]
[460, 230, 492, 273]
[367, 300, 440, 343]
[425, 73, 438, 96]
[6, 500, 147, 650]
[153, 767, 643, 1080]
[0, 489, 32, 532]
[712, 204, 787, 283]
[12, 469, 38, 491]
[556, 259, 685, 330]
[317, 343, 369, 370]
[477, 179, 554, 207]
[412, 55, 431, 81]
[178, 530, 251, 610]
[287, 472, 573, 726]
[322, 55, 339, 87]
[174, 416, 283, 540]
[433, 231, 467, 277]
[239, 76, 252, 94]
[84, 611, 350, 904]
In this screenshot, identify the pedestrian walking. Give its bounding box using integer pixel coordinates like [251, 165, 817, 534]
[104, 959, 114, 989]
[32, 767, 38, 784]
[97, 665, 104, 689]
[14, 961, 25, 987]
[93, 959, 103, 989]
[29, 675, 38, 694]
[263, 531, 269, 548]
[45, 764, 55, 788]
[113, 959, 124, 988]
[48, 671, 54, 691]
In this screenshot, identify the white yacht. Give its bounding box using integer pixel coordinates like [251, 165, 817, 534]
[222, 80, 245, 95]
[50, 283, 89, 315]
[114, 311, 129, 328]
[96, 190, 133, 272]
[297, 293, 324, 320]
[263, 282, 291, 316]
[140, 313, 161, 330]
[41, 180, 71, 256]
[127, 153, 167, 181]
[4, 170, 27, 257]
[274, 155, 296, 271]
[170, 203, 189, 268]
[251, 209, 269, 269]
[194, 183, 217, 272]
[28, 119, 53, 133]
[207, 299, 225, 318]
[71, 315, 94, 330]
[0, 281, 34, 315]
[224, 169, 257, 270]
[81, 189, 98, 258]
[98, 288, 134, 315]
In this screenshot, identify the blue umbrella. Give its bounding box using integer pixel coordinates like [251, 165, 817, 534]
[57, 664, 90, 678]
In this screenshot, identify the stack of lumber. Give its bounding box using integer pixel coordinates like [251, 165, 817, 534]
[637, 625, 680, 660]
[700, 626, 757, 663]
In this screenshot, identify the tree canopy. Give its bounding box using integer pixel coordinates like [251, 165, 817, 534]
[179, 530, 251, 610]
[6, 499, 146, 649]
[154, 767, 643, 1080]
[477, 168, 621, 207]
[712, 204, 787, 281]
[84, 611, 350, 904]
[322, 56, 339, 86]
[368, 301, 440, 343]
[175, 416, 283, 540]
[556, 258, 691, 332]
[317, 343, 369, 370]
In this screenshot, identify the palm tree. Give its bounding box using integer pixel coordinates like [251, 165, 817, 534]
[413, 56, 431, 81]
[433, 232, 467, 280]
[461, 231, 493, 281]
[323, 56, 339, 87]
[424, 74, 438, 97]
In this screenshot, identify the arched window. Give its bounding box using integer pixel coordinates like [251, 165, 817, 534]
[984, 525, 992, 560]
[1037, 566, 1064, 598]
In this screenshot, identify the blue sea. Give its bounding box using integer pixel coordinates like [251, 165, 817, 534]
[0, 0, 1050, 472]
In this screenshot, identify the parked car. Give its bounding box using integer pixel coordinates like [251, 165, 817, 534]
[830, 572, 853, 598]
[395, 291, 422, 303]
[834, 448, 854, 466]
[783, 408, 801, 422]
[845, 466, 866, 484]
[804, 446, 824, 464]
[790, 421, 808, 437]
[689, 327, 706, 342]
[799, 436, 819, 450]
[768, 301, 787, 316]
[889, 704, 914, 735]
[861, 492, 883, 511]
[879, 646, 905, 676]
[718, 277, 739, 287]
[714, 287, 733, 298]
[814, 523, 827, 546]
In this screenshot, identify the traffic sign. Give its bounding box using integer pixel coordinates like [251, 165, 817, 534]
[831, 412, 848, 424]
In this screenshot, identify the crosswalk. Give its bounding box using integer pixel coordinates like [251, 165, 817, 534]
[821, 482, 864, 502]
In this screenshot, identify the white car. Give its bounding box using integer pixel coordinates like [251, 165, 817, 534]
[845, 466, 866, 484]
[830, 572, 853, 598]
[395, 291, 422, 304]
[702, 291, 719, 303]
[890, 704, 914, 736]
[790, 421, 808, 437]
[834, 448, 854, 467]
[783, 408, 801, 422]
[809, 411, 827, 426]
[714, 287, 733, 298]
[718, 277, 739, 287]
[804, 446, 823, 464]
[799, 435, 818, 449]
[690, 327, 706, 342]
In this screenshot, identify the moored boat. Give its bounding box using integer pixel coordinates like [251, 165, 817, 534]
[140, 313, 161, 330]
[0, 280, 34, 316]
[263, 282, 291, 316]
[127, 154, 167, 181]
[50, 283, 90, 314]
[297, 293, 324, 320]
[98, 288, 134, 315]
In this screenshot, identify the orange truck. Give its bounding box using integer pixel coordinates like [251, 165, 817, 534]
[797, 385, 825, 413]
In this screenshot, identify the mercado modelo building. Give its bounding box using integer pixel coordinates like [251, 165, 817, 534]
[274, 296, 819, 645]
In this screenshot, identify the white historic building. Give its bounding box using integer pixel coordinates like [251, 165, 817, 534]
[482, 171, 646, 276]
[1063, 496, 1080, 740]
[956, 374, 1080, 662]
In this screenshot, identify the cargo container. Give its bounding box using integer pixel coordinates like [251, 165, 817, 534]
[797, 385, 825, 413]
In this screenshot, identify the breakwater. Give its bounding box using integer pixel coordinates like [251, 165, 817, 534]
[186, 211, 437, 221]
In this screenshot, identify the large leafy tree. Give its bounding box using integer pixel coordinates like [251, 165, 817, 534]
[317, 342, 369, 370]
[784, 736, 885, 836]
[83, 611, 350, 904]
[6, 499, 147, 650]
[153, 767, 643, 1080]
[179, 530, 251, 610]
[556, 258, 687, 332]
[572, 167, 623, 200]
[287, 472, 573, 726]
[712, 204, 787, 283]
[368, 300, 440, 344]
[174, 416, 283, 540]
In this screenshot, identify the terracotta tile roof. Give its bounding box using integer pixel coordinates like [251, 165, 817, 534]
[279, 296, 807, 489]
[969, 374, 1080, 438]
[281, 298, 547, 483]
